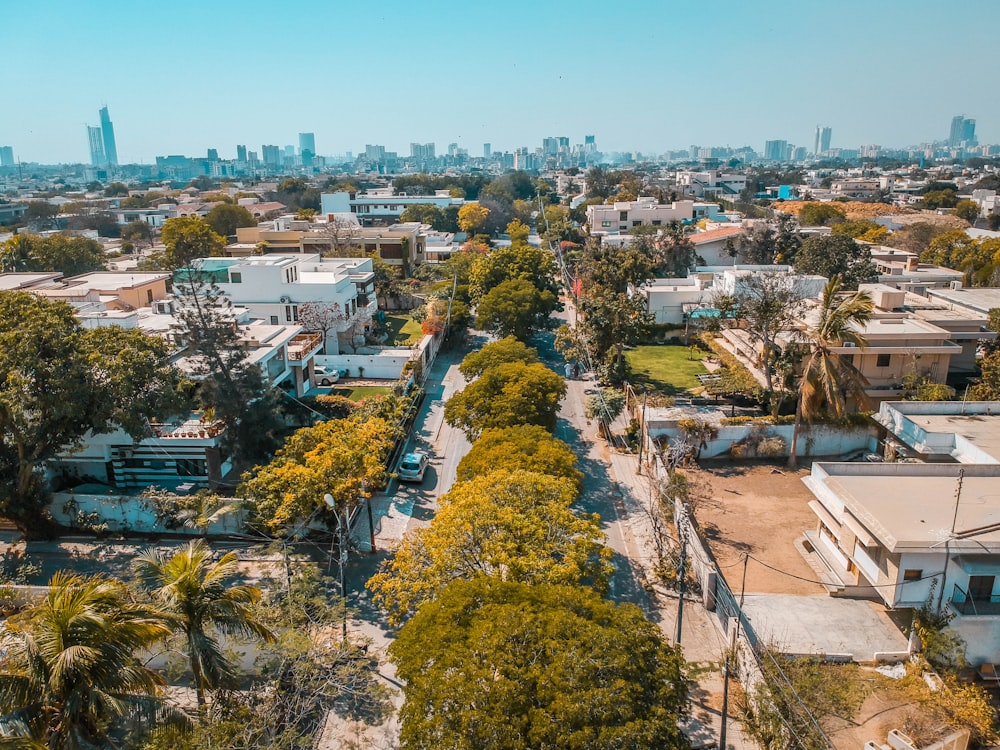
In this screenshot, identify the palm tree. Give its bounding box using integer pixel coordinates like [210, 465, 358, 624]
[0, 573, 181, 749]
[133, 540, 274, 712]
[788, 276, 874, 468]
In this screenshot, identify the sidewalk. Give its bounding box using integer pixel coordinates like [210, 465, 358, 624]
[604, 448, 758, 750]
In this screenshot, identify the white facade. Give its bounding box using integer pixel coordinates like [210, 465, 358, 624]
[320, 189, 462, 225]
[641, 278, 706, 324]
[587, 198, 694, 236]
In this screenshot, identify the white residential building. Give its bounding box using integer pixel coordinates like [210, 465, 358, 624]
[587, 198, 694, 235]
[320, 188, 462, 227]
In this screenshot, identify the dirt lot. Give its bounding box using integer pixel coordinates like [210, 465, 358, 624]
[684, 460, 825, 596]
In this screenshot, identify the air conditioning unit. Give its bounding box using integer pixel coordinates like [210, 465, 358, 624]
[844, 342, 857, 348]
[279, 295, 292, 304]
[950, 280, 963, 291]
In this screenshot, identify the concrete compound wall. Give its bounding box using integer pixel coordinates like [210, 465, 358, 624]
[648, 422, 876, 459]
[317, 332, 441, 382]
[50, 492, 246, 535]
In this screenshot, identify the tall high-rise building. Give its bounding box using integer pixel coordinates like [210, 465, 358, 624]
[814, 126, 832, 155]
[207, 148, 219, 161]
[0, 146, 14, 167]
[483, 143, 491, 158]
[98, 106, 118, 166]
[299, 132, 315, 166]
[236, 144, 247, 162]
[763, 139, 788, 161]
[542, 137, 559, 156]
[949, 115, 977, 147]
[410, 142, 435, 159]
[88, 126, 106, 166]
[262, 144, 281, 166]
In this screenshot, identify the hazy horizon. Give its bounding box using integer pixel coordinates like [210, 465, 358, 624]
[3, 0, 997, 163]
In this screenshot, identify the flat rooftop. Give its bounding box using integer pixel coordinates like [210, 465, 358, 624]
[0, 272, 62, 290]
[905, 413, 1000, 464]
[64, 272, 170, 290]
[806, 463, 1000, 552]
[927, 286, 1000, 315]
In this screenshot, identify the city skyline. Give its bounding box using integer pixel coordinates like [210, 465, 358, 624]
[2, 0, 998, 163]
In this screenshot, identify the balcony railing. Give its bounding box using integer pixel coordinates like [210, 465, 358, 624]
[287, 332, 323, 361]
[951, 585, 1000, 616]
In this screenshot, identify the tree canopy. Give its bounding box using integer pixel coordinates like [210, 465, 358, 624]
[0, 233, 105, 276]
[368, 469, 609, 624]
[797, 202, 846, 226]
[456, 425, 582, 489]
[240, 413, 396, 532]
[459, 337, 540, 379]
[204, 203, 256, 238]
[444, 362, 566, 440]
[159, 217, 226, 269]
[468, 242, 558, 302]
[793, 234, 877, 289]
[0, 292, 184, 533]
[475, 278, 557, 342]
[390, 578, 690, 750]
[920, 230, 1000, 287]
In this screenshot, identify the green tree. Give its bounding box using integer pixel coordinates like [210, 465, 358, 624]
[969, 351, 1000, 400]
[134, 540, 275, 712]
[729, 274, 805, 392]
[901, 371, 955, 401]
[921, 189, 958, 209]
[204, 203, 256, 238]
[797, 202, 846, 226]
[0, 573, 182, 748]
[953, 199, 981, 224]
[738, 214, 802, 265]
[239, 415, 396, 532]
[121, 220, 155, 249]
[468, 243, 558, 301]
[505, 218, 530, 244]
[793, 234, 877, 289]
[459, 337, 539, 379]
[389, 579, 690, 750]
[578, 291, 652, 383]
[475, 278, 557, 341]
[369, 469, 609, 624]
[456, 425, 582, 488]
[789, 277, 874, 467]
[830, 219, 888, 243]
[0, 234, 105, 276]
[171, 267, 283, 465]
[0, 293, 184, 534]
[160, 217, 225, 269]
[444, 362, 566, 440]
[22, 202, 59, 229]
[104, 182, 130, 197]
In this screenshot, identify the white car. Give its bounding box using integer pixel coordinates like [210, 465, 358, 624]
[397, 451, 429, 482]
[313, 366, 340, 386]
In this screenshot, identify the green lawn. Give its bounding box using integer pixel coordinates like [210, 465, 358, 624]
[625, 345, 709, 395]
[329, 385, 394, 401]
[382, 313, 424, 346]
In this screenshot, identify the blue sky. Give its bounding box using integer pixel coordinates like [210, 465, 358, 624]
[3, 0, 998, 163]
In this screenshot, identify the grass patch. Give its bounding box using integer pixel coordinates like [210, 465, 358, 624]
[329, 386, 394, 401]
[625, 345, 708, 395]
[382, 314, 424, 346]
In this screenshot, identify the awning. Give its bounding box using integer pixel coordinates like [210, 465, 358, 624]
[808, 500, 840, 536]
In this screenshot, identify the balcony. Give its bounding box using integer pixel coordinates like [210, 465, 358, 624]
[950, 585, 1000, 616]
[287, 332, 323, 361]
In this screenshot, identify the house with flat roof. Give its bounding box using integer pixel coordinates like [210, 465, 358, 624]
[803, 401, 1000, 665]
[586, 197, 694, 236]
[320, 188, 461, 227]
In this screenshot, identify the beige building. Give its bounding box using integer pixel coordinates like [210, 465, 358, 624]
[586, 197, 694, 236]
[235, 221, 425, 269]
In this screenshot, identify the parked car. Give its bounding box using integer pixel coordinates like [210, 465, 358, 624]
[397, 451, 429, 482]
[313, 366, 340, 386]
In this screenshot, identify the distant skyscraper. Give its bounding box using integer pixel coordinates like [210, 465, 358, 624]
[299, 132, 315, 166]
[949, 115, 977, 147]
[483, 143, 491, 158]
[366, 144, 387, 161]
[207, 148, 219, 161]
[542, 137, 559, 156]
[0, 146, 13, 167]
[88, 126, 106, 166]
[814, 126, 832, 155]
[98, 106, 118, 166]
[410, 142, 435, 160]
[262, 144, 281, 166]
[763, 139, 788, 161]
[236, 144, 247, 162]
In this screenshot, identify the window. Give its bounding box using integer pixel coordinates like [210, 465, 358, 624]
[652, 220, 662, 226]
[230, 272, 242, 283]
[876, 353, 891, 367]
[601, 221, 611, 228]
[285, 305, 299, 322]
[903, 569, 922, 582]
[619, 211, 628, 221]
[270, 315, 278, 325]
[841, 354, 854, 366]
[176, 458, 207, 476]
[632, 220, 642, 227]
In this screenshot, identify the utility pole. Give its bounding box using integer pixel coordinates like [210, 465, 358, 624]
[675, 514, 687, 646]
[721, 553, 748, 748]
[324, 493, 349, 640]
